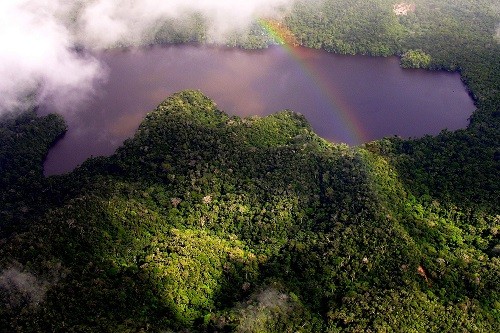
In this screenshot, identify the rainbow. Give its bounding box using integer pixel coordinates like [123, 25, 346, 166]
[258, 19, 367, 144]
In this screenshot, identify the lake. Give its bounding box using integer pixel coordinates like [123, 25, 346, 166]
[40, 45, 475, 175]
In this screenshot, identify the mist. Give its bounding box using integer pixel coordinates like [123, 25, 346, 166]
[0, 1, 104, 114]
[0, 0, 295, 115]
[0, 266, 48, 308]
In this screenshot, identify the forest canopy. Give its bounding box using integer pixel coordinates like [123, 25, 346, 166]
[0, 0, 499, 332]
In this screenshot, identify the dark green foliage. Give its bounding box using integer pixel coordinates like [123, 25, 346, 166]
[1, 0, 499, 331]
[0, 110, 66, 236]
[1, 90, 498, 332]
[0, 110, 66, 191]
[285, 0, 405, 55]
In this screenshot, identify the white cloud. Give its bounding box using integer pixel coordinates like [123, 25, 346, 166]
[76, 0, 291, 47]
[0, 0, 295, 115]
[0, 0, 104, 114]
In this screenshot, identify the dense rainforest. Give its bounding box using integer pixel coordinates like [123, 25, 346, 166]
[1, 0, 499, 332]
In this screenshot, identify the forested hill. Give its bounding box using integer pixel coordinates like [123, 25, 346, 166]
[1, 0, 500, 331]
[280, 0, 500, 217]
[152, 0, 500, 213]
[1, 91, 499, 332]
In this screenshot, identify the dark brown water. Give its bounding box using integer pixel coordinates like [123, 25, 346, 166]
[41, 45, 475, 175]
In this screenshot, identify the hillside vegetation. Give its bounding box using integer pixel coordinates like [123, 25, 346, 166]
[1, 0, 499, 332]
[1, 90, 498, 332]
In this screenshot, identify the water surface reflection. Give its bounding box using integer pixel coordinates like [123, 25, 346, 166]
[40, 45, 475, 175]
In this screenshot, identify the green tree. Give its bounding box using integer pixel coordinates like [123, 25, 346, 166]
[400, 49, 432, 69]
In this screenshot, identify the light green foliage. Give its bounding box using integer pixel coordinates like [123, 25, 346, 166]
[400, 49, 432, 68]
[140, 228, 260, 325]
[1, 0, 499, 331]
[1, 90, 498, 332]
[212, 285, 321, 333]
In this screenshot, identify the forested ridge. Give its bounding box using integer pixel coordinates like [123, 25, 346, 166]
[1, 0, 499, 332]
